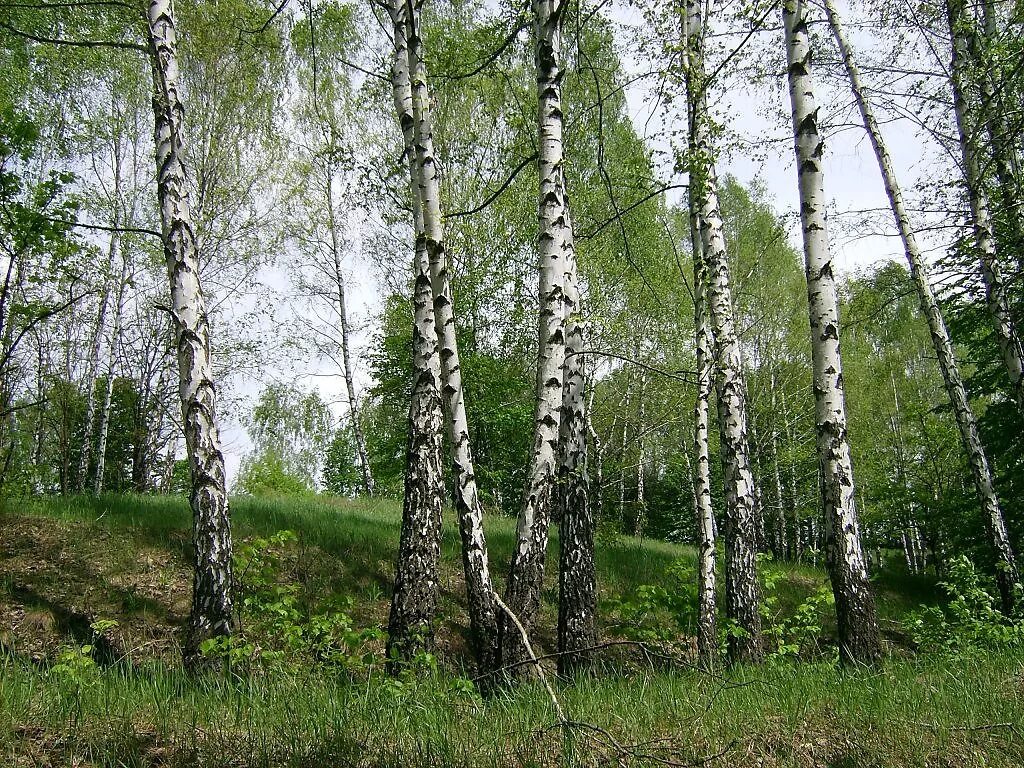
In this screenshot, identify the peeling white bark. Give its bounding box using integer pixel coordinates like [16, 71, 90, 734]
[385, 0, 445, 662]
[404, 0, 499, 677]
[685, 0, 762, 664]
[502, 0, 575, 674]
[783, 0, 880, 664]
[147, 0, 232, 665]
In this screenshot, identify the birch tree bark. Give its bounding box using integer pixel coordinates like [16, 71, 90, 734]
[823, 0, 1020, 613]
[557, 231, 596, 674]
[945, 0, 1024, 411]
[684, 0, 762, 664]
[404, 0, 499, 677]
[501, 0, 574, 674]
[782, 0, 881, 664]
[690, 198, 717, 666]
[385, 0, 445, 662]
[146, 0, 233, 666]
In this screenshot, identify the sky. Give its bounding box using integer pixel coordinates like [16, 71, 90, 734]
[218, 0, 958, 486]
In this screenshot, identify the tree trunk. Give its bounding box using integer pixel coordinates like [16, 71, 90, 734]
[77, 229, 117, 492]
[325, 171, 375, 497]
[945, 0, 1024, 411]
[147, 0, 233, 668]
[501, 0, 575, 675]
[557, 229, 596, 675]
[93, 265, 127, 494]
[685, 0, 762, 665]
[385, 0, 446, 663]
[824, 0, 1019, 612]
[404, 0, 499, 678]
[769, 371, 787, 562]
[690, 186, 717, 667]
[782, 0, 881, 665]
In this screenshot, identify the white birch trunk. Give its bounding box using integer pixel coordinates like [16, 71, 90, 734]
[556, 229, 596, 674]
[685, 0, 762, 664]
[385, 0, 446, 662]
[824, 0, 1019, 612]
[501, 0, 574, 673]
[690, 186, 717, 666]
[147, 0, 233, 666]
[783, 0, 881, 664]
[404, 0, 499, 677]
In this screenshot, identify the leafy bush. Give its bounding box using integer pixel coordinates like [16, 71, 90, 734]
[906, 556, 1024, 652]
[201, 531, 382, 673]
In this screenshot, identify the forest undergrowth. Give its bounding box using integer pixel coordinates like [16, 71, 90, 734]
[1, 494, 1022, 767]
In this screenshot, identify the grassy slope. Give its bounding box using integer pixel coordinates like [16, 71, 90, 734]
[1, 494, 1022, 767]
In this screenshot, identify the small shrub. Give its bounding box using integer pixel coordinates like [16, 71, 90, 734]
[906, 555, 1024, 653]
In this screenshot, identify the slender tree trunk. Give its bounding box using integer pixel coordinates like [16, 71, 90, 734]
[325, 174, 375, 497]
[824, 0, 1019, 612]
[93, 265, 127, 494]
[557, 231, 596, 675]
[147, 0, 233, 667]
[77, 230, 117, 492]
[769, 372, 787, 562]
[689, 175, 717, 667]
[685, 0, 762, 664]
[782, 0, 881, 664]
[385, 0, 446, 662]
[404, 0, 499, 677]
[501, 0, 575, 674]
[945, 0, 1024, 410]
[635, 383, 647, 537]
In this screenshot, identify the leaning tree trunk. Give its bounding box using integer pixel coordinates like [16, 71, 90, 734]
[684, 0, 762, 664]
[823, 0, 1019, 613]
[385, 0, 446, 663]
[783, 0, 881, 664]
[405, 0, 499, 678]
[500, 0, 574, 676]
[945, 0, 1024, 411]
[147, 0, 232, 667]
[557, 226, 596, 675]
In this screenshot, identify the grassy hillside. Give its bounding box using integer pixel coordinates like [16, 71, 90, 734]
[2, 494, 1022, 767]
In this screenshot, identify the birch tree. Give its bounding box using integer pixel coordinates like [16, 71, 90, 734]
[782, 0, 881, 664]
[384, 0, 446, 662]
[146, 0, 232, 665]
[824, 0, 1020, 613]
[556, 229, 596, 674]
[683, 0, 762, 664]
[402, 0, 499, 677]
[501, 0, 574, 674]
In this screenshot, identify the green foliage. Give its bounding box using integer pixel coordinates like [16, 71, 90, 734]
[202, 530, 383, 674]
[235, 449, 311, 497]
[608, 560, 698, 642]
[906, 556, 1024, 653]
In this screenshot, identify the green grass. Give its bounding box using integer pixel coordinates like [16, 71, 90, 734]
[1, 493, 1020, 767]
